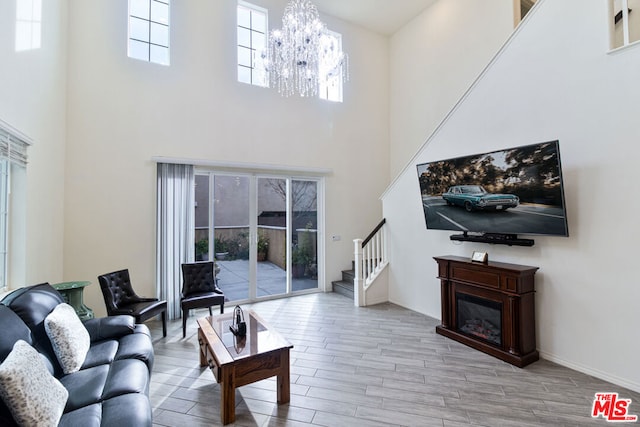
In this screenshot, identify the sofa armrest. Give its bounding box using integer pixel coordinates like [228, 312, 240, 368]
[83, 315, 135, 342]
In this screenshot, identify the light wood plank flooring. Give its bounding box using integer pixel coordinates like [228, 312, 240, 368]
[147, 292, 639, 426]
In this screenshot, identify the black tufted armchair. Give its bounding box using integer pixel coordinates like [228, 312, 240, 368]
[98, 269, 167, 337]
[181, 262, 225, 338]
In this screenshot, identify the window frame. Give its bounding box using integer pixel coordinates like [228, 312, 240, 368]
[319, 29, 345, 103]
[0, 119, 31, 293]
[192, 163, 326, 303]
[0, 160, 8, 291]
[127, 0, 171, 66]
[609, 0, 640, 50]
[237, 0, 269, 87]
[15, 0, 42, 52]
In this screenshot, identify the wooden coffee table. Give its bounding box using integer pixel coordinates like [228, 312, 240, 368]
[197, 310, 293, 425]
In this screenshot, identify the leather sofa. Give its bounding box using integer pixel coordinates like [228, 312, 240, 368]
[0, 283, 154, 427]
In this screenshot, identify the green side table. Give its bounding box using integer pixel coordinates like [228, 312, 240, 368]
[52, 281, 95, 321]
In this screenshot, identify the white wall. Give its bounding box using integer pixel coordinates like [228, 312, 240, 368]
[389, 0, 513, 178]
[64, 0, 390, 316]
[0, 0, 67, 287]
[384, 0, 640, 392]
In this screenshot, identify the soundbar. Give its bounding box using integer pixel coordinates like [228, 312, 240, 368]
[450, 232, 534, 247]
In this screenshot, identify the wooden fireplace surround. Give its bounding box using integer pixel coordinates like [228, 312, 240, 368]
[434, 255, 539, 367]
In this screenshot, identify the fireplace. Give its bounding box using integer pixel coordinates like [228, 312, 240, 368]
[456, 293, 502, 346]
[434, 255, 539, 367]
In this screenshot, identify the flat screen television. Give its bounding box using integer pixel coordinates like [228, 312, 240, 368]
[416, 140, 569, 246]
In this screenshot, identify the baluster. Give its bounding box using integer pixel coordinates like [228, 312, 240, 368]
[364, 244, 369, 280]
[371, 235, 376, 272]
[371, 236, 376, 273]
[375, 233, 380, 270]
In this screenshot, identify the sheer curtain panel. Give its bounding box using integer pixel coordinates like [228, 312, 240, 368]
[156, 163, 194, 320]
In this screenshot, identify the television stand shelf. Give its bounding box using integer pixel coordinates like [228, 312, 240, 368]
[434, 255, 539, 367]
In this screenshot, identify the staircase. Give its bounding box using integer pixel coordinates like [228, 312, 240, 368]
[332, 262, 355, 299]
[332, 219, 388, 305]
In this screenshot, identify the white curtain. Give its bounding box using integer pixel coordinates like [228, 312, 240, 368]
[156, 163, 194, 320]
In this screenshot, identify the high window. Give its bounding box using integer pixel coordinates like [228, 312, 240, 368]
[237, 1, 268, 87]
[15, 0, 42, 52]
[236, 2, 345, 101]
[518, 0, 537, 21]
[128, 0, 170, 65]
[610, 0, 640, 49]
[319, 30, 345, 103]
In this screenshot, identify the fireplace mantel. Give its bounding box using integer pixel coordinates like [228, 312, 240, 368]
[434, 255, 539, 367]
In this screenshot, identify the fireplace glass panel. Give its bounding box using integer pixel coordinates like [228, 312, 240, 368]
[456, 292, 502, 346]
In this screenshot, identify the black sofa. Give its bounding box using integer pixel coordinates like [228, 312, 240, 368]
[0, 283, 154, 427]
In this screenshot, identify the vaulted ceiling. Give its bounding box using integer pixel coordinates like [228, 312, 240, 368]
[310, 0, 439, 36]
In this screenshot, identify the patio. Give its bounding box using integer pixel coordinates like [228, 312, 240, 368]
[215, 259, 318, 302]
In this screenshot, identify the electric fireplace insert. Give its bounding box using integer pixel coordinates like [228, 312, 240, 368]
[456, 293, 502, 346]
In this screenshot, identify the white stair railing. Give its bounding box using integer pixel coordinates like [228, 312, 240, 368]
[353, 219, 388, 307]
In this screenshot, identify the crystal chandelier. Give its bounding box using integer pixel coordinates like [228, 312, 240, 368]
[262, 0, 348, 97]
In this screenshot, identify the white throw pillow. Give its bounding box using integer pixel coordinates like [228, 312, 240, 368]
[44, 303, 90, 374]
[0, 340, 68, 427]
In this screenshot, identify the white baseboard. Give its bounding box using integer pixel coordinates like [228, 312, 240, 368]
[364, 294, 388, 306]
[539, 350, 640, 394]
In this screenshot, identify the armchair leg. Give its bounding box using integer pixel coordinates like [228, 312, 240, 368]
[161, 311, 167, 337]
[208, 307, 212, 316]
[182, 310, 187, 338]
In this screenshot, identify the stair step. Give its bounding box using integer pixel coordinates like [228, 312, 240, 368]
[342, 269, 355, 282]
[332, 280, 354, 299]
[335, 257, 382, 301]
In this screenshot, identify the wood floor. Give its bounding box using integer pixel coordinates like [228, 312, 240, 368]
[148, 292, 639, 426]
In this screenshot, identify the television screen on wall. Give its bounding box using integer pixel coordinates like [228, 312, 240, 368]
[416, 140, 569, 239]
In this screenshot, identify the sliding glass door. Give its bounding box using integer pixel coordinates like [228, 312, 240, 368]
[194, 171, 321, 303]
[256, 177, 287, 297]
[290, 179, 318, 292]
